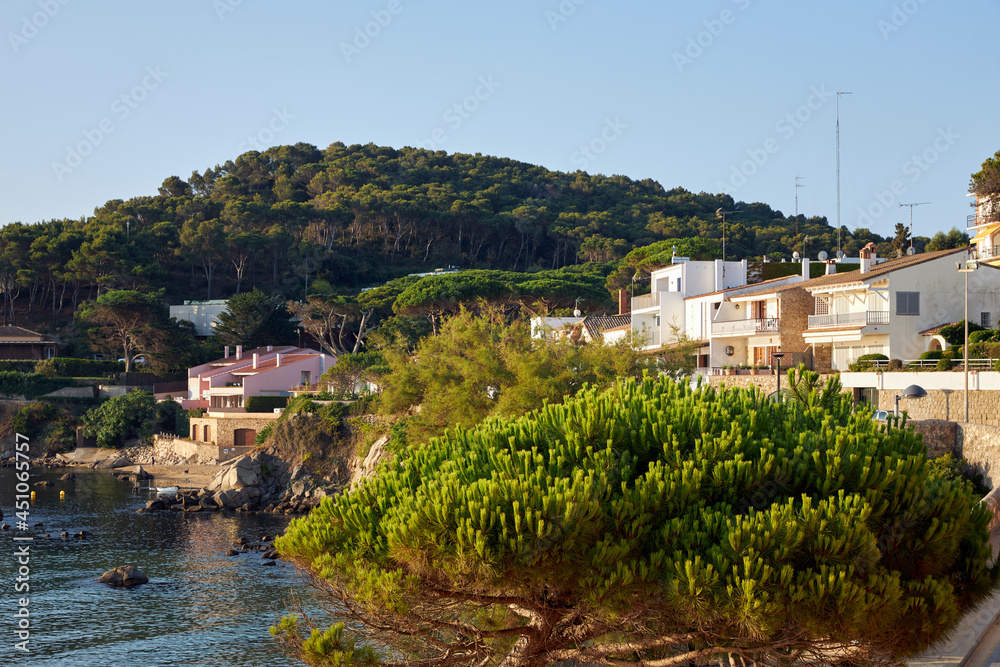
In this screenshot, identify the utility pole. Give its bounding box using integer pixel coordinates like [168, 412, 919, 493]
[836, 90, 852, 257]
[795, 176, 804, 236]
[900, 202, 931, 251]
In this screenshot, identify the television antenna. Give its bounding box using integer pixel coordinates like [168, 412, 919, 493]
[899, 202, 931, 250]
[795, 176, 804, 235]
[836, 90, 852, 257]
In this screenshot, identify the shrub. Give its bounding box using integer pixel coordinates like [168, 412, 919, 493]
[936, 357, 954, 371]
[81, 390, 157, 448]
[887, 359, 903, 371]
[0, 371, 71, 399]
[849, 353, 888, 371]
[939, 320, 986, 346]
[246, 395, 290, 413]
[920, 350, 943, 360]
[255, 423, 274, 446]
[34, 357, 126, 378]
[970, 329, 1000, 344]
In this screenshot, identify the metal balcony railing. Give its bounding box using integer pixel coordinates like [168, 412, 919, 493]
[711, 317, 780, 336]
[808, 311, 889, 328]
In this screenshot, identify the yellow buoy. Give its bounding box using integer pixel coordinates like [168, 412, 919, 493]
[30, 490, 36, 500]
[60, 490, 66, 499]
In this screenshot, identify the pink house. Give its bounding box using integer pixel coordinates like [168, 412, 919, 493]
[182, 345, 332, 411]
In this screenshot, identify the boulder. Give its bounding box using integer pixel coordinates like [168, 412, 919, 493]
[34, 481, 54, 487]
[261, 560, 276, 566]
[146, 499, 166, 511]
[134, 466, 152, 480]
[60, 472, 76, 481]
[97, 565, 149, 588]
[225, 549, 239, 557]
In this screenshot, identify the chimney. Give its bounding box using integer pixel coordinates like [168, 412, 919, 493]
[276, 353, 282, 367]
[618, 288, 629, 315]
[267, 345, 273, 352]
[224, 345, 230, 359]
[253, 353, 258, 369]
[826, 261, 836, 275]
[860, 242, 877, 273]
[235, 345, 243, 360]
[801, 257, 810, 280]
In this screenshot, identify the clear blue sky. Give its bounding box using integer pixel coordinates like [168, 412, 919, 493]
[3, 0, 998, 248]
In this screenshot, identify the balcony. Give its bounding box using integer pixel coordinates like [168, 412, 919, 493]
[632, 292, 659, 311]
[808, 311, 889, 328]
[711, 317, 780, 336]
[975, 245, 1000, 261]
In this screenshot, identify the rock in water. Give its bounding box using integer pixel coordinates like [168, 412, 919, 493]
[97, 565, 149, 588]
[60, 472, 76, 481]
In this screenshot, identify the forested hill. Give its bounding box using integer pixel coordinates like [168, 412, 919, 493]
[4, 141, 909, 318]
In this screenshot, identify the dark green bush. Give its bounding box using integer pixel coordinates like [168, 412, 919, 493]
[849, 353, 888, 372]
[35, 357, 126, 378]
[245, 395, 290, 413]
[920, 350, 943, 360]
[969, 329, 1000, 344]
[0, 371, 72, 399]
[935, 357, 954, 371]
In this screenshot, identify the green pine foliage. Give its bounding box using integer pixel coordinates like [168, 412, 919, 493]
[275, 375, 998, 667]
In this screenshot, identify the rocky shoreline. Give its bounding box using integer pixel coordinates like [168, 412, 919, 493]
[137, 449, 336, 515]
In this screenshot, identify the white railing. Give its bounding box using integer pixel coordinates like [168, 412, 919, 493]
[868, 358, 997, 371]
[712, 318, 780, 336]
[632, 292, 660, 311]
[808, 311, 889, 327]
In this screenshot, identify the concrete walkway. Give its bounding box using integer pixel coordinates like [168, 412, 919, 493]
[909, 527, 1000, 666]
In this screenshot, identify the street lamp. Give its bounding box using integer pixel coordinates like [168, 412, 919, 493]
[894, 384, 927, 418]
[773, 352, 785, 397]
[958, 257, 979, 422]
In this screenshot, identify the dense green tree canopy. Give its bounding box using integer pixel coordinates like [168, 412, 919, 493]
[82, 390, 157, 449]
[0, 141, 912, 336]
[78, 289, 167, 372]
[377, 309, 668, 443]
[214, 289, 297, 349]
[276, 375, 997, 667]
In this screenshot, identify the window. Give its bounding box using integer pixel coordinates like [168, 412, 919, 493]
[982, 312, 992, 328]
[896, 291, 919, 316]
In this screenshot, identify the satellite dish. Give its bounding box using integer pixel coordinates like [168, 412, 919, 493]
[818, 250, 828, 260]
[906, 246, 916, 256]
[836, 250, 844, 259]
[792, 251, 800, 260]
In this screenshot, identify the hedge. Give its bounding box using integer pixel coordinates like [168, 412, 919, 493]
[245, 395, 289, 413]
[38, 395, 109, 406]
[35, 357, 126, 377]
[0, 372, 74, 399]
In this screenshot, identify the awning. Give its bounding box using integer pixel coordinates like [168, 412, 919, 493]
[971, 223, 1000, 243]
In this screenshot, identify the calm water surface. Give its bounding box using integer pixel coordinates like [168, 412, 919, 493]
[0, 467, 323, 667]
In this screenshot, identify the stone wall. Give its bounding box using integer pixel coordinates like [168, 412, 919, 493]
[778, 286, 813, 359]
[189, 416, 278, 448]
[812, 344, 832, 373]
[958, 423, 1000, 489]
[876, 389, 1000, 425]
[703, 373, 835, 394]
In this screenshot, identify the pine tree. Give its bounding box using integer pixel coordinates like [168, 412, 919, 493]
[275, 375, 998, 667]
